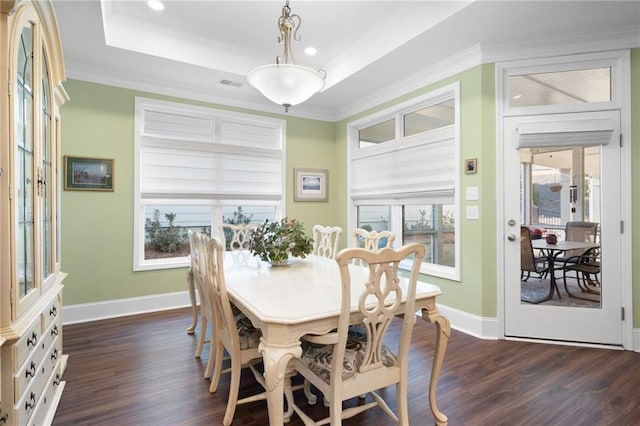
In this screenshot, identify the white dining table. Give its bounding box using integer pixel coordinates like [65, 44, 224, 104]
[212, 251, 451, 426]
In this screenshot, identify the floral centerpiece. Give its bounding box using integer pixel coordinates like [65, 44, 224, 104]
[248, 218, 314, 265]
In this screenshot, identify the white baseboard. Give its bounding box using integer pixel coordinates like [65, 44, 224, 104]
[436, 303, 499, 340]
[634, 328, 640, 352]
[62, 294, 640, 352]
[62, 291, 193, 325]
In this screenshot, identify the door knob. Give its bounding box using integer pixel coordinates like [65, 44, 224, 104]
[507, 234, 517, 241]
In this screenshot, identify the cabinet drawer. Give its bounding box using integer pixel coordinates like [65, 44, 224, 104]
[13, 316, 61, 400]
[14, 385, 39, 426]
[28, 362, 64, 426]
[41, 336, 62, 386]
[14, 346, 45, 402]
[39, 316, 62, 361]
[42, 297, 61, 332]
[13, 319, 41, 373]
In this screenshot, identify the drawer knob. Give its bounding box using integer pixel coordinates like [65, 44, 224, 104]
[49, 306, 58, 317]
[51, 348, 59, 361]
[24, 392, 36, 411]
[0, 412, 7, 423]
[51, 325, 59, 336]
[25, 361, 36, 378]
[54, 373, 61, 386]
[27, 331, 38, 348]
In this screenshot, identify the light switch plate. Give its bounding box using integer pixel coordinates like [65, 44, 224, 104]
[465, 186, 479, 201]
[466, 205, 479, 220]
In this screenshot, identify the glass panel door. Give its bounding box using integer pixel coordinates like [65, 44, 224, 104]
[41, 50, 53, 283]
[504, 111, 622, 345]
[16, 23, 35, 299]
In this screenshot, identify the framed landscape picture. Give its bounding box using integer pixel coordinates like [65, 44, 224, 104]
[64, 156, 114, 191]
[293, 168, 328, 202]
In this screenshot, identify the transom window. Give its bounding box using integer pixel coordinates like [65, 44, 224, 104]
[509, 67, 611, 109]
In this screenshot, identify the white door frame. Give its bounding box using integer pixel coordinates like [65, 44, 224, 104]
[495, 50, 633, 349]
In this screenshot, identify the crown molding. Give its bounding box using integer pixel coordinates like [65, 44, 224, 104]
[65, 26, 638, 124]
[482, 25, 640, 64]
[334, 44, 482, 122]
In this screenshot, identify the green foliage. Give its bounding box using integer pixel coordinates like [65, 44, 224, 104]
[144, 209, 187, 253]
[224, 206, 253, 225]
[441, 210, 455, 228]
[248, 218, 314, 264]
[407, 208, 432, 230]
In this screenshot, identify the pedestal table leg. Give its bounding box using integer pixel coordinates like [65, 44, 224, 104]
[421, 306, 451, 426]
[259, 340, 302, 426]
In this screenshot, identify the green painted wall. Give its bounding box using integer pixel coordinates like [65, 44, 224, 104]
[61, 48, 640, 327]
[60, 80, 336, 305]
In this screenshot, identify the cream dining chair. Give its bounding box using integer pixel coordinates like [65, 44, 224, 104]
[202, 234, 298, 425]
[352, 228, 395, 251]
[220, 223, 256, 251]
[289, 243, 426, 425]
[188, 230, 217, 379]
[352, 228, 395, 266]
[312, 225, 342, 259]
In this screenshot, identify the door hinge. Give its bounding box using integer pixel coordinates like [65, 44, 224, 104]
[619, 134, 623, 147]
[620, 220, 624, 234]
[621, 307, 625, 321]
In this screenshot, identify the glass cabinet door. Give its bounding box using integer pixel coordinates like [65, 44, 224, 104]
[16, 23, 35, 300]
[41, 50, 53, 284]
[12, 16, 58, 317]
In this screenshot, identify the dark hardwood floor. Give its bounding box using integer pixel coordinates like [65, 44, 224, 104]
[53, 307, 640, 425]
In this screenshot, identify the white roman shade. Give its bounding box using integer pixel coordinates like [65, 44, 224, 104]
[140, 143, 282, 199]
[351, 126, 455, 204]
[517, 118, 615, 148]
[136, 98, 284, 201]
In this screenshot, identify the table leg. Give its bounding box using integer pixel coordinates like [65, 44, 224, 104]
[186, 268, 198, 334]
[421, 306, 450, 426]
[529, 254, 561, 304]
[258, 339, 302, 426]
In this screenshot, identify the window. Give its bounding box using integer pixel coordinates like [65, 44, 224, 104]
[358, 119, 395, 148]
[348, 84, 460, 280]
[134, 98, 285, 271]
[502, 50, 625, 114]
[509, 67, 611, 109]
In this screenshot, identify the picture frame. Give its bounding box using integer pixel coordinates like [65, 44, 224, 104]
[64, 156, 114, 191]
[293, 168, 328, 202]
[465, 158, 477, 174]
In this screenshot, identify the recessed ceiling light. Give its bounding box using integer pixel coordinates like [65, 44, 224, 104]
[304, 46, 317, 56]
[148, 0, 165, 11]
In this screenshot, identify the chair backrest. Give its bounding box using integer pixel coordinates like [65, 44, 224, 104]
[189, 230, 214, 324]
[333, 243, 425, 388]
[565, 221, 598, 243]
[352, 228, 395, 250]
[564, 221, 598, 257]
[312, 225, 342, 259]
[220, 223, 256, 251]
[352, 228, 395, 266]
[520, 226, 538, 273]
[203, 235, 248, 354]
